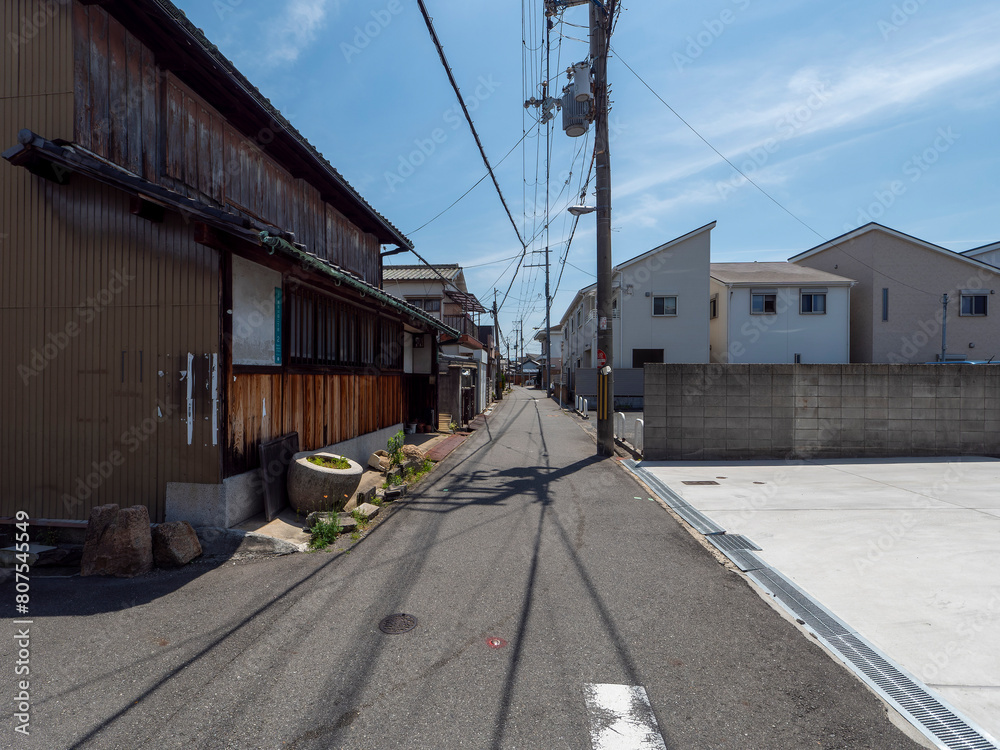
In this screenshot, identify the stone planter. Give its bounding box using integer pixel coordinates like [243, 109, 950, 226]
[287, 451, 364, 514]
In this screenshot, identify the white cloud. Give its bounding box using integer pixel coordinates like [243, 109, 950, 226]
[264, 0, 336, 65]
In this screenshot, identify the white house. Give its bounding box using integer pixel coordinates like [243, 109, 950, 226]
[532, 326, 563, 389]
[709, 262, 855, 363]
[560, 222, 713, 399]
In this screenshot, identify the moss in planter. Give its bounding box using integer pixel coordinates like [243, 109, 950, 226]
[307, 454, 350, 470]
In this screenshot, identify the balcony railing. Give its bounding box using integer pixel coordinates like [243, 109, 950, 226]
[443, 314, 482, 342]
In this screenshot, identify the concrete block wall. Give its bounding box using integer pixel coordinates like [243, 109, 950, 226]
[643, 364, 1000, 460]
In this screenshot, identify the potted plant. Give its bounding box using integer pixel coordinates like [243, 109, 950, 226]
[286, 450, 364, 514]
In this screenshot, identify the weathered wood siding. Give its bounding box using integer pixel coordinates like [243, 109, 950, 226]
[71, 4, 382, 283]
[227, 372, 406, 474]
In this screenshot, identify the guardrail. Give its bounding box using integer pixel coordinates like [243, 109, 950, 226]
[614, 412, 625, 440]
[633, 419, 643, 454]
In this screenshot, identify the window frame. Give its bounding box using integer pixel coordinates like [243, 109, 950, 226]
[651, 294, 678, 317]
[709, 293, 718, 320]
[799, 289, 827, 315]
[750, 290, 777, 315]
[960, 293, 988, 317]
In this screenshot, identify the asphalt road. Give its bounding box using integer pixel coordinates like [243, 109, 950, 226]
[1, 387, 925, 749]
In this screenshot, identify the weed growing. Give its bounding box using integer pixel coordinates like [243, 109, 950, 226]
[309, 515, 342, 551]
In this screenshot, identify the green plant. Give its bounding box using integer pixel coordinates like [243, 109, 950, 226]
[350, 531, 361, 542]
[449, 421, 458, 432]
[309, 514, 342, 551]
[307, 454, 350, 470]
[350, 509, 369, 530]
[387, 430, 405, 467]
[39, 527, 60, 546]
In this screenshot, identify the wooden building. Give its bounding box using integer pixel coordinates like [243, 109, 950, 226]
[1, 0, 455, 526]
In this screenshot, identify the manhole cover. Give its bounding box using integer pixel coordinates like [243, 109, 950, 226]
[486, 637, 507, 649]
[682, 480, 719, 486]
[378, 613, 418, 634]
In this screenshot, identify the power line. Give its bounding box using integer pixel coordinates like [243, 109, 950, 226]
[611, 45, 826, 243]
[417, 0, 527, 249]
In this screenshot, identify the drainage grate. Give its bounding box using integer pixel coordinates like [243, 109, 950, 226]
[625, 465, 725, 535]
[747, 567, 852, 638]
[707, 542, 765, 572]
[824, 633, 999, 750]
[378, 613, 418, 634]
[710, 534, 761, 552]
[682, 480, 719, 485]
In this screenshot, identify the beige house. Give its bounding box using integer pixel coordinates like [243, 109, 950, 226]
[790, 224, 1000, 363]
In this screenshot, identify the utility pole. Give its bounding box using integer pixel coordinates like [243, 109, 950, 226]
[544, 16, 553, 401]
[492, 291, 501, 398]
[941, 293, 948, 362]
[591, 0, 614, 456]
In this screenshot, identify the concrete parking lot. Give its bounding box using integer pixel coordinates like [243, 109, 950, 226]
[636, 456, 1000, 743]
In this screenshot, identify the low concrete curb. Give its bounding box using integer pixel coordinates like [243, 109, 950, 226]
[195, 527, 307, 559]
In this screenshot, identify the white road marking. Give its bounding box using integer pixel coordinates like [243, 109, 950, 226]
[583, 683, 667, 750]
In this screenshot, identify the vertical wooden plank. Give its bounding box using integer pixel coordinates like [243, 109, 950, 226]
[184, 91, 197, 191]
[73, 3, 92, 148]
[88, 5, 109, 157]
[197, 104, 211, 196]
[107, 13, 127, 166]
[140, 45, 157, 181]
[124, 30, 142, 174]
[165, 78, 183, 181]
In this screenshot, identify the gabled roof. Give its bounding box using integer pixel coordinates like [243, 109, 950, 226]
[557, 222, 716, 327]
[963, 241, 1000, 258]
[383, 264, 463, 282]
[615, 221, 716, 272]
[711, 262, 854, 286]
[789, 223, 1000, 274]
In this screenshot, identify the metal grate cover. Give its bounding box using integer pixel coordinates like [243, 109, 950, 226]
[710, 534, 762, 552]
[627, 466, 725, 535]
[682, 480, 720, 485]
[824, 633, 999, 750]
[748, 567, 852, 638]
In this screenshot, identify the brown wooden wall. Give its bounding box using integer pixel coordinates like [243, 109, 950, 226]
[227, 372, 406, 474]
[70, 3, 382, 284]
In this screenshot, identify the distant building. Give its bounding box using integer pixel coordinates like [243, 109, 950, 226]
[383, 264, 493, 424]
[559, 222, 713, 403]
[709, 263, 854, 364]
[791, 224, 1000, 363]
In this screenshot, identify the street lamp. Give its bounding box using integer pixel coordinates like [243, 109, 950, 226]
[568, 204, 597, 216]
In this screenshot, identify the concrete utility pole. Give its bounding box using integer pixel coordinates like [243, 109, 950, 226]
[941, 293, 949, 362]
[591, 1, 614, 456]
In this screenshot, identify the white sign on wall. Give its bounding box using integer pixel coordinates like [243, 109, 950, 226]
[232, 255, 282, 366]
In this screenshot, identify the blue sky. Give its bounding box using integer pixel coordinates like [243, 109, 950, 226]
[175, 0, 1000, 353]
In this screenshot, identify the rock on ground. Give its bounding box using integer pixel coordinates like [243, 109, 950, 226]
[81, 504, 153, 578]
[152, 521, 202, 568]
[401, 444, 426, 461]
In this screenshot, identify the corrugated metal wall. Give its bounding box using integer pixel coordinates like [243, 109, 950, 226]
[1, 172, 220, 521]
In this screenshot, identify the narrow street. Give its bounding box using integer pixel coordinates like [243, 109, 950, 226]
[3, 388, 923, 749]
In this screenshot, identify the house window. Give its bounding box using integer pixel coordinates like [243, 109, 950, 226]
[960, 293, 988, 317]
[800, 290, 827, 314]
[652, 295, 677, 316]
[406, 297, 441, 313]
[576, 309, 582, 326]
[709, 294, 718, 319]
[288, 287, 402, 369]
[751, 291, 777, 314]
[632, 349, 664, 368]
[882, 288, 889, 321]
